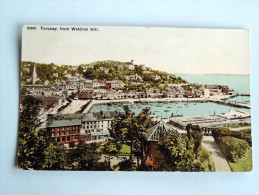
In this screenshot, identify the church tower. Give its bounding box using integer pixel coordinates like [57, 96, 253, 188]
[32, 64, 38, 84]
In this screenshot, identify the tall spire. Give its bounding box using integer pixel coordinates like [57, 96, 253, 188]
[32, 64, 38, 84]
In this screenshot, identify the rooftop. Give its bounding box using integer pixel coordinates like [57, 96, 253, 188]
[47, 118, 81, 128]
[145, 121, 178, 141]
[91, 131, 110, 136]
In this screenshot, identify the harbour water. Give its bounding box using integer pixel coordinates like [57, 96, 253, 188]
[90, 101, 250, 119]
[227, 95, 250, 105]
[90, 74, 251, 119]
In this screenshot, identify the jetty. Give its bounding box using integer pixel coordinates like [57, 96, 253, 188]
[169, 110, 251, 136]
[210, 99, 251, 109]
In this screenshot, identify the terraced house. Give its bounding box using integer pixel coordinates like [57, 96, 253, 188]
[46, 112, 116, 145]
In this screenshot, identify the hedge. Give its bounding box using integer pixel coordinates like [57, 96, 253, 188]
[213, 128, 252, 146]
[216, 136, 250, 163]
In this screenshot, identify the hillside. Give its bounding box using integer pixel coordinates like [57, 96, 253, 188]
[21, 60, 187, 88]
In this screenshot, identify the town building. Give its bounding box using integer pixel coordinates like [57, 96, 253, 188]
[106, 80, 125, 89]
[126, 60, 135, 70]
[115, 64, 124, 71]
[205, 85, 230, 93]
[140, 64, 147, 70]
[81, 112, 116, 142]
[73, 93, 93, 100]
[46, 116, 90, 145]
[125, 74, 143, 81]
[84, 80, 93, 89]
[46, 112, 117, 145]
[169, 110, 250, 135]
[93, 80, 106, 88]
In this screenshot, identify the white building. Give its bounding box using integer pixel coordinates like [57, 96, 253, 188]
[81, 112, 116, 142]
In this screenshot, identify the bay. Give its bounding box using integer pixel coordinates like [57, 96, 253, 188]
[175, 73, 250, 94]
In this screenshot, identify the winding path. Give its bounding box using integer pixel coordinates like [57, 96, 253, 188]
[202, 136, 231, 172]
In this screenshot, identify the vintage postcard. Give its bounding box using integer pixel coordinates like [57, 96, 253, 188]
[18, 25, 251, 171]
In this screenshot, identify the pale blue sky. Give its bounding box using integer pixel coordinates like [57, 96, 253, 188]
[22, 25, 249, 75]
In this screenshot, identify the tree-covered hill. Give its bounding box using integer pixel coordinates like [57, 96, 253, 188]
[21, 60, 187, 86]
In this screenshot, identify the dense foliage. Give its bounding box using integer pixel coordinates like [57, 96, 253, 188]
[186, 124, 203, 159]
[213, 127, 252, 163]
[215, 136, 250, 163]
[157, 133, 196, 171]
[18, 96, 67, 170]
[66, 142, 112, 171]
[21, 60, 187, 88]
[213, 128, 252, 146]
[18, 96, 111, 170]
[157, 132, 211, 172]
[109, 106, 153, 168]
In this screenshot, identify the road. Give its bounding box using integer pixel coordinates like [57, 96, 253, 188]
[229, 126, 251, 131]
[100, 155, 137, 168]
[202, 136, 231, 172]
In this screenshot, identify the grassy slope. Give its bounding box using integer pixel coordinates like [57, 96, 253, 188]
[98, 144, 131, 155]
[228, 148, 252, 172]
[198, 147, 215, 172]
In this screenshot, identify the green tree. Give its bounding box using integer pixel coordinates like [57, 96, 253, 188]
[66, 141, 112, 170]
[18, 96, 66, 170]
[77, 65, 84, 74]
[186, 124, 203, 160]
[69, 141, 76, 149]
[110, 106, 152, 169]
[157, 133, 197, 171]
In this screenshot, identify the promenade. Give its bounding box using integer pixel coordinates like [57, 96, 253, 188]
[202, 136, 231, 172]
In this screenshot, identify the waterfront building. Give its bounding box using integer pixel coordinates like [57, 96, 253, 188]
[46, 111, 117, 144]
[184, 91, 193, 98]
[73, 92, 93, 100]
[166, 92, 176, 98]
[81, 112, 116, 143]
[46, 117, 90, 145]
[169, 111, 250, 135]
[205, 85, 230, 94]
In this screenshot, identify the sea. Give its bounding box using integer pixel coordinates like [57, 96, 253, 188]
[175, 73, 250, 94]
[90, 74, 251, 119]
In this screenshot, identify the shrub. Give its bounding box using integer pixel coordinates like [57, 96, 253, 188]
[114, 159, 132, 171]
[196, 147, 215, 172]
[216, 136, 250, 163]
[213, 127, 252, 146]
